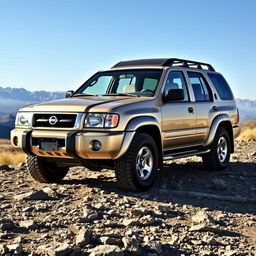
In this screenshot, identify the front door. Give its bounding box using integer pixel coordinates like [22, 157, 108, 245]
[161, 71, 197, 151]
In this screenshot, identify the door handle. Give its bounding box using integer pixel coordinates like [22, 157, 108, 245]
[188, 107, 194, 113]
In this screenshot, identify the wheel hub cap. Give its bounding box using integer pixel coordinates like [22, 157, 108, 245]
[136, 146, 153, 181]
[217, 136, 228, 163]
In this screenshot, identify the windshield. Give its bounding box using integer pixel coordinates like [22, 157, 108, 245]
[74, 69, 163, 97]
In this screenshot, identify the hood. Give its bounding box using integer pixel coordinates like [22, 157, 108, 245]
[20, 96, 151, 113]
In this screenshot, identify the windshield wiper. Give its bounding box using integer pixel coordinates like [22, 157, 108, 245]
[71, 93, 98, 97]
[102, 93, 140, 97]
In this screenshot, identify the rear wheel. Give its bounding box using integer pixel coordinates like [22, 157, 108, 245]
[202, 127, 231, 171]
[27, 155, 69, 183]
[115, 133, 159, 191]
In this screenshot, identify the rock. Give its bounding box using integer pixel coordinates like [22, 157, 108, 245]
[224, 250, 239, 256]
[202, 235, 217, 245]
[0, 164, 13, 171]
[15, 162, 26, 171]
[167, 235, 179, 245]
[157, 205, 171, 213]
[89, 245, 124, 256]
[0, 219, 14, 231]
[14, 190, 50, 200]
[82, 208, 99, 222]
[140, 215, 156, 225]
[122, 236, 138, 251]
[189, 223, 226, 234]
[7, 243, 22, 255]
[76, 228, 92, 246]
[37, 243, 72, 256]
[122, 218, 140, 226]
[100, 236, 121, 245]
[191, 210, 216, 224]
[92, 203, 105, 210]
[146, 241, 162, 254]
[131, 208, 148, 216]
[42, 187, 58, 198]
[20, 220, 38, 230]
[0, 244, 9, 254]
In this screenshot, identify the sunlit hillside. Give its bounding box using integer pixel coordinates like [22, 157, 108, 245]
[237, 120, 256, 141]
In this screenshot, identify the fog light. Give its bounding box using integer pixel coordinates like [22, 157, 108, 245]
[91, 140, 102, 151]
[13, 136, 18, 146]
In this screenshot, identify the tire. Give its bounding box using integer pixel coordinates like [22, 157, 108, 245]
[202, 127, 231, 171]
[27, 155, 69, 183]
[115, 133, 159, 191]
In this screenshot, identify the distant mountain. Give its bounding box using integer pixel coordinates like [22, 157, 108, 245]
[0, 86, 255, 139]
[236, 98, 256, 122]
[0, 114, 15, 139]
[0, 87, 65, 114]
[0, 87, 64, 138]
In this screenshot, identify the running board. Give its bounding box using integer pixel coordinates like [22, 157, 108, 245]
[163, 149, 210, 161]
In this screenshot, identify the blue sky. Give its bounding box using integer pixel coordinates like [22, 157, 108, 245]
[0, 0, 255, 99]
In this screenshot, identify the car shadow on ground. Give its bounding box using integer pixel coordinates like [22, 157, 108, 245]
[61, 161, 256, 215]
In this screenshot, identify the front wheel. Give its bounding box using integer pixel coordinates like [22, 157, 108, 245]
[115, 133, 159, 191]
[27, 155, 69, 183]
[202, 127, 231, 171]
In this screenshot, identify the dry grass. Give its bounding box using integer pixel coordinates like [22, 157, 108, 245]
[237, 128, 256, 141]
[0, 151, 26, 166]
[0, 139, 26, 165]
[237, 119, 256, 141]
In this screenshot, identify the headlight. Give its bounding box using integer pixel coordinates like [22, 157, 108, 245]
[15, 112, 33, 127]
[84, 113, 119, 128]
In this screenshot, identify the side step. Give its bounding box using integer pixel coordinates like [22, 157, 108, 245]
[163, 149, 210, 161]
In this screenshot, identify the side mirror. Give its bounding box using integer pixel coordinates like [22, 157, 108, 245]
[66, 90, 74, 98]
[164, 89, 184, 102]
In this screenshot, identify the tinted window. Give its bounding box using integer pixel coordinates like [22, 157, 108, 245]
[188, 72, 212, 102]
[164, 71, 189, 101]
[143, 78, 158, 91]
[208, 73, 233, 100]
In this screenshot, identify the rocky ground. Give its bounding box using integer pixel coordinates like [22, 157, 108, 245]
[0, 140, 255, 256]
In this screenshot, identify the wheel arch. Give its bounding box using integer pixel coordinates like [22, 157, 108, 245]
[125, 116, 163, 168]
[204, 114, 234, 153]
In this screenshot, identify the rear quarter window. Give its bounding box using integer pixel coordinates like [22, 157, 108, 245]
[208, 73, 234, 100]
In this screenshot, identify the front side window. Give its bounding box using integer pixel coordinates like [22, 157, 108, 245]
[208, 73, 233, 100]
[188, 72, 212, 102]
[163, 71, 189, 101]
[75, 69, 163, 97]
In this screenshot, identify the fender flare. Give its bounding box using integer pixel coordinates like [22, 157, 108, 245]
[203, 114, 233, 147]
[114, 116, 162, 161]
[125, 116, 161, 131]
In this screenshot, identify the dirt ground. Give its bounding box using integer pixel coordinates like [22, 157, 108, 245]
[0, 140, 255, 255]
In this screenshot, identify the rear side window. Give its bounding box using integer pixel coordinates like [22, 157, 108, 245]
[187, 72, 212, 102]
[208, 73, 233, 100]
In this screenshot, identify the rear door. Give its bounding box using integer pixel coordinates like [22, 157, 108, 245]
[186, 71, 216, 144]
[161, 70, 197, 150]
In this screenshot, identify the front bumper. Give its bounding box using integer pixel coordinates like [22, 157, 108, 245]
[10, 129, 135, 160]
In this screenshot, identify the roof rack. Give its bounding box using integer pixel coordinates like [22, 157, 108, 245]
[112, 58, 215, 71]
[163, 58, 215, 71]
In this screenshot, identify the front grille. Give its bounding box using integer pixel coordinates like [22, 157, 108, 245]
[33, 114, 77, 128]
